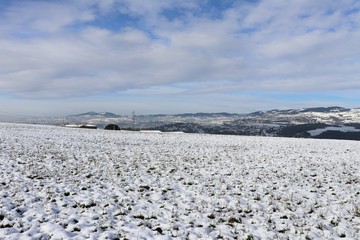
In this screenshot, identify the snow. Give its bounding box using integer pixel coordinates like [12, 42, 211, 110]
[140, 130, 162, 133]
[305, 111, 360, 124]
[1, 123, 360, 239]
[308, 126, 360, 136]
[65, 124, 81, 128]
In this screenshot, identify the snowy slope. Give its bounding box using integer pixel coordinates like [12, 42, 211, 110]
[1, 123, 360, 239]
[308, 126, 360, 137]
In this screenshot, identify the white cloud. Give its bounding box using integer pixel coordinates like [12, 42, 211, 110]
[0, 0, 360, 105]
[1, 1, 94, 34]
[115, 0, 197, 17]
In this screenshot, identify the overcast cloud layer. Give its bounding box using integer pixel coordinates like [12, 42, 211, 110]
[1, 0, 360, 115]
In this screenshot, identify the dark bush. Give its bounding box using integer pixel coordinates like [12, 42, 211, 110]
[104, 124, 120, 130]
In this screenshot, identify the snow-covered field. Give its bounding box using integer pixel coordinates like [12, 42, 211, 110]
[308, 126, 360, 137]
[1, 123, 360, 239]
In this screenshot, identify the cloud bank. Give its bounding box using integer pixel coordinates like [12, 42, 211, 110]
[0, 0, 360, 113]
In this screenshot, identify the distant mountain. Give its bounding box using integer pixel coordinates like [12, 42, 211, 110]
[66, 107, 355, 121]
[248, 111, 265, 116]
[11, 107, 360, 141]
[257, 106, 350, 115]
[298, 106, 350, 113]
[173, 112, 240, 118]
[70, 112, 120, 118]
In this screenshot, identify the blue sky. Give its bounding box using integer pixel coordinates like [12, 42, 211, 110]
[1, 0, 360, 116]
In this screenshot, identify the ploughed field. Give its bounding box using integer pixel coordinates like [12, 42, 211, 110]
[0, 123, 360, 239]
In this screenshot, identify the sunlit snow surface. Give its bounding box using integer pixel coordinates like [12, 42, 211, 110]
[308, 126, 360, 137]
[1, 123, 360, 239]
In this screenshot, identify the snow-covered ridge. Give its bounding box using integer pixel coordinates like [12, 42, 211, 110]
[1, 123, 360, 239]
[2, 107, 360, 140]
[65, 106, 360, 130]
